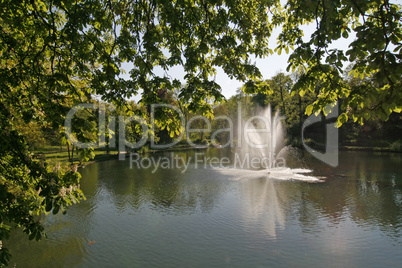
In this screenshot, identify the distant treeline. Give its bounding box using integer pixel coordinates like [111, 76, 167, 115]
[22, 72, 402, 154]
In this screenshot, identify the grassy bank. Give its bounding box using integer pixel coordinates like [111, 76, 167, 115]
[32, 144, 209, 166]
[32, 146, 120, 165]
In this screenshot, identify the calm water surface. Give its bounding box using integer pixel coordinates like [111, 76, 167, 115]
[6, 149, 402, 267]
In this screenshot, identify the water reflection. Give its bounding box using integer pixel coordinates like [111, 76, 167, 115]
[5, 150, 402, 267]
[240, 177, 286, 238]
[92, 154, 232, 215]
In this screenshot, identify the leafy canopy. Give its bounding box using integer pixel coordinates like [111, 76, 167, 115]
[275, 0, 402, 125]
[0, 0, 401, 265]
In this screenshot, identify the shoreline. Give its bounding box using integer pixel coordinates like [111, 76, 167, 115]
[41, 143, 401, 168]
[81, 145, 211, 167]
[302, 142, 401, 153]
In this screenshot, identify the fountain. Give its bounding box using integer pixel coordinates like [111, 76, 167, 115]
[218, 105, 323, 182]
[238, 105, 285, 170]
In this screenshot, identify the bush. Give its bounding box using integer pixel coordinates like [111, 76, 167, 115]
[390, 140, 402, 152]
[289, 138, 302, 148]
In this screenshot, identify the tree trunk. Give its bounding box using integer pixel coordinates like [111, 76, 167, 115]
[67, 144, 71, 162]
[299, 94, 302, 128]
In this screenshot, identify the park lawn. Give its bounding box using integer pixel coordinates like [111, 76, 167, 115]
[32, 146, 120, 165]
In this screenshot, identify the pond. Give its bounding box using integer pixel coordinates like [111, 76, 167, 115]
[6, 148, 402, 267]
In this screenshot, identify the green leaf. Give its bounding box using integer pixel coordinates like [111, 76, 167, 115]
[335, 121, 343, 128]
[45, 199, 53, 212]
[305, 105, 314, 115]
[35, 231, 42, 241]
[338, 113, 348, 124]
[29, 231, 37, 241]
[61, 205, 67, 215]
[53, 204, 60, 215]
